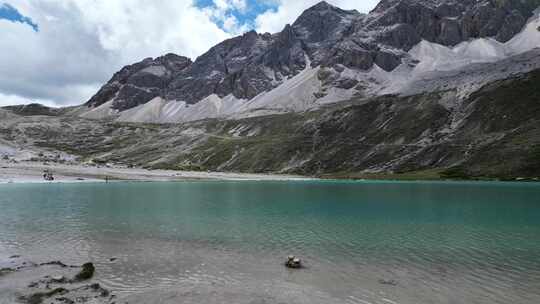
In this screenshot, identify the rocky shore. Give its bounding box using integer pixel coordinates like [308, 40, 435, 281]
[1, 256, 113, 304]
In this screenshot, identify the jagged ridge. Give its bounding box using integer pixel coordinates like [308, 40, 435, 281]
[84, 0, 540, 121]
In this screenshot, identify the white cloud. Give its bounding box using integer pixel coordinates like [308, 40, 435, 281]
[215, 0, 247, 12]
[0, 0, 232, 107]
[222, 15, 250, 33]
[0, 92, 56, 107]
[0, 0, 379, 107]
[71, 1, 232, 59]
[201, 0, 251, 35]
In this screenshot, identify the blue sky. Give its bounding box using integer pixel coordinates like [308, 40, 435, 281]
[0, 3, 38, 31]
[195, 0, 278, 30]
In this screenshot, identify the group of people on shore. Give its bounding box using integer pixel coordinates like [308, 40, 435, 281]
[42, 170, 54, 181]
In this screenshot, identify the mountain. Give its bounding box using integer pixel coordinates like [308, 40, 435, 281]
[81, 0, 540, 123]
[2, 0, 540, 180]
[3, 67, 540, 180]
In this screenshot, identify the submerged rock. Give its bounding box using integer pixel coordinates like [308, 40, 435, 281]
[378, 279, 398, 286]
[73, 262, 95, 281]
[11, 258, 114, 304]
[20, 283, 113, 304]
[39, 260, 70, 268]
[88, 283, 110, 297]
[19, 287, 68, 304]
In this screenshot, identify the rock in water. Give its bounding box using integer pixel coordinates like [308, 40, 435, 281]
[20, 287, 68, 304]
[73, 263, 95, 281]
[285, 256, 302, 269]
[51, 275, 66, 283]
[378, 279, 398, 286]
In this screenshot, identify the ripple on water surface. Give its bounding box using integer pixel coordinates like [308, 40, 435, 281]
[0, 181, 540, 304]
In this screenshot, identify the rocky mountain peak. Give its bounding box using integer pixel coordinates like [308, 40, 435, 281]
[86, 54, 192, 109]
[298, 1, 357, 15]
[84, 0, 540, 118]
[306, 1, 334, 11]
[292, 1, 361, 43]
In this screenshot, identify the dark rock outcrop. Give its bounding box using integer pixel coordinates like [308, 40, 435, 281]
[73, 262, 95, 281]
[369, 0, 540, 45]
[5, 258, 113, 304]
[86, 54, 192, 109]
[20, 287, 68, 304]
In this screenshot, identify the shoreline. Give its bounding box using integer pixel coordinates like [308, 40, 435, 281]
[0, 161, 313, 184]
[2, 161, 538, 185]
[318, 170, 540, 183]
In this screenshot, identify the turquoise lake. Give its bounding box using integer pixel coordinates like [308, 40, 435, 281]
[1, 181, 539, 303]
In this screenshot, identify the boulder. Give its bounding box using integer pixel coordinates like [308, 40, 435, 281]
[378, 278, 398, 286]
[285, 256, 302, 269]
[73, 263, 95, 282]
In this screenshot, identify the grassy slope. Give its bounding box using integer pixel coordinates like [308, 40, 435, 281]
[441, 70, 540, 180]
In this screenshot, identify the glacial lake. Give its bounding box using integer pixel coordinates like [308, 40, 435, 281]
[1, 180, 540, 304]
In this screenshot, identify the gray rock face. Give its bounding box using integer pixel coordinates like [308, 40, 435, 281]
[369, 0, 540, 45]
[165, 29, 307, 104]
[86, 54, 192, 110]
[86, 0, 539, 112]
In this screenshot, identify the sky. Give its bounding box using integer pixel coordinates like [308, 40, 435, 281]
[0, 0, 379, 107]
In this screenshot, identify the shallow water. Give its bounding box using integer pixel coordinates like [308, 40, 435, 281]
[1, 180, 540, 303]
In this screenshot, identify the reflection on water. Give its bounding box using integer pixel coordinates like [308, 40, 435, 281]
[1, 181, 540, 303]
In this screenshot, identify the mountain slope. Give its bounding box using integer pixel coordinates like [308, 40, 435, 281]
[3, 68, 540, 180]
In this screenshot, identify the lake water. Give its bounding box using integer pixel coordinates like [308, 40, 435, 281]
[1, 181, 540, 304]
